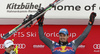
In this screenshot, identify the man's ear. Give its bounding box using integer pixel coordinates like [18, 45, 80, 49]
[67, 35, 69, 38]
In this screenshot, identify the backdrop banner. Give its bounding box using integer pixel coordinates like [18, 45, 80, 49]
[0, 25, 100, 54]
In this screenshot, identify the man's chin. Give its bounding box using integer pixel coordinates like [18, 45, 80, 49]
[61, 40, 66, 42]
[11, 49, 14, 51]
[10, 50, 16, 54]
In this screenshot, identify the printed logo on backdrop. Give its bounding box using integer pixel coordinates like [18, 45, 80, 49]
[44, 32, 76, 38]
[33, 44, 85, 49]
[0, 32, 37, 38]
[0, 32, 77, 38]
[78, 44, 85, 49]
[6, 3, 42, 13]
[33, 45, 45, 48]
[93, 44, 100, 52]
[0, 43, 86, 49]
[6, 2, 99, 13]
[0, 43, 26, 49]
[52, 4, 97, 11]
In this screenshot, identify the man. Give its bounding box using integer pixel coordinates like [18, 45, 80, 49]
[37, 8, 96, 54]
[3, 40, 16, 54]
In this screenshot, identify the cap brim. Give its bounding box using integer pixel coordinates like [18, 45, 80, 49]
[59, 32, 67, 35]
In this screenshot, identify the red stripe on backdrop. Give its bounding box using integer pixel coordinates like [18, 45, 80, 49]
[0, 25, 100, 54]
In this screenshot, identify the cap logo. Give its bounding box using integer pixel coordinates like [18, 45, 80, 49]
[6, 42, 12, 44]
[60, 29, 66, 32]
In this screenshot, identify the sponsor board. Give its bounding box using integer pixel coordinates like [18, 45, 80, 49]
[0, 0, 100, 19]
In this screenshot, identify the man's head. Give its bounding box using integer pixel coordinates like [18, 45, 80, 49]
[59, 28, 69, 42]
[4, 40, 14, 53]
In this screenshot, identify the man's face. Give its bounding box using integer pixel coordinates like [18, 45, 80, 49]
[5, 45, 14, 53]
[9, 45, 14, 50]
[59, 33, 69, 42]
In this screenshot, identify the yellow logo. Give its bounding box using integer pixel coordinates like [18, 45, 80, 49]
[60, 46, 67, 52]
[14, 46, 18, 54]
